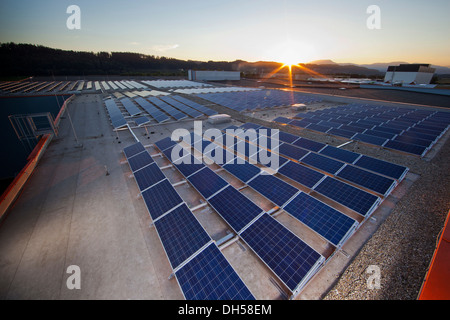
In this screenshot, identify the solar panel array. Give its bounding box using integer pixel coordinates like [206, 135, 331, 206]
[196, 90, 322, 112]
[104, 99, 127, 129]
[142, 119, 410, 297]
[155, 137, 327, 295]
[123, 141, 255, 300]
[274, 103, 450, 157]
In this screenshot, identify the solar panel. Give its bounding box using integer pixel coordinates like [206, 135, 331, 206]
[306, 123, 332, 133]
[154, 204, 211, 270]
[278, 161, 325, 189]
[327, 128, 356, 139]
[283, 192, 357, 247]
[123, 142, 145, 158]
[127, 151, 154, 173]
[353, 133, 388, 146]
[133, 163, 166, 192]
[248, 174, 298, 207]
[112, 117, 127, 129]
[363, 129, 397, 140]
[240, 123, 261, 130]
[120, 98, 142, 116]
[240, 213, 324, 292]
[235, 140, 259, 158]
[187, 167, 228, 199]
[393, 135, 431, 148]
[142, 179, 184, 221]
[313, 177, 380, 217]
[249, 149, 289, 169]
[293, 138, 326, 152]
[175, 243, 255, 300]
[289, 119, 311, 128]
[319, 145, 360, 164]
[135, 116, 151, 126]
[208, 186, 263, 233]
[223, 161, 261, 183]
[173, 154, 206, 178]
[384, 140, 427, 156]
[336, 165, 396, 197]
[339, 125, 366, 134]
[278, 132, 300, 144]
[372, 126, 403, 135]
[275, 143, 309, 161]
[301, 153, 345, 175]
[155, 137, 178, 152]
[354, 156, 408, 181]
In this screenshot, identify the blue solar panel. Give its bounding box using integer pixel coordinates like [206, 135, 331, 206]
[154, 204, 211, 270]
[393, 135, 431, 148]
[278, 161, 325, 189]
[293, 138, 326, 152]
[384, 140, 427, 156]
[301, 153, 345, 175]
[327, 128, 356, 139]
[248, 174, 298, 207]
[314, 177, 380, 217]
[175, 243, 255, 300]
[354, 156, 408, 181]
[134, 163, 166, 192]
[306, 123, 332, 133]
[339, 125, 366, 134]
[372, 126, 403, 135]
[273, 117, 292, 125]
[123, 142, 145, 158]
[142, 179, 184, 221]
[363, 129, 397, 140]
[283, 192, 357, 246]
[208, 186, 263, 233]
[188, 167, 229, 199]
[235, 140, 259, 158]
[319, 145, 360, 163]
[112, 117, 127, 129]
[278, 132, 300, 144]
[120, 98, 142, 116]
[240, 214, 323, 292]
[401, 131, 437, 142]
[250, 149, 289, 169]
[128, 151, 154, 172]
[353, 133, 388, 146]
[204, 145, 236, 165]
[289, 119, 311, 128]
[275, 143, 309, 161]
[172, 153, 205, 178]
[135, 116, 151, 126]
[223, 161, 261, 183]
[336, 165, 396, 196]
[155, 137, 178, 151]
[240, 123, 261, 130]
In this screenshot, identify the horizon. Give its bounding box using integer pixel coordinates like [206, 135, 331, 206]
[4, 42, 449, 69]
[1, 1, 449, 66]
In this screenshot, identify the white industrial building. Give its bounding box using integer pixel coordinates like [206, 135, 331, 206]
[384, 64, 435, 85]
[188, 70, 240, 81]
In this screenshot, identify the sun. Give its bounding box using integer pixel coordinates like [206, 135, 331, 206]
[266, 39, 317, 67]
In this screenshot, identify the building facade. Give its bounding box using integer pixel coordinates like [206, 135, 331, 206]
[384, 64, 435, 85]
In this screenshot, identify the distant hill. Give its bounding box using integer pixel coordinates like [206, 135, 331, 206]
[309, 60, 450, 75]
[1, 43, 446, 77]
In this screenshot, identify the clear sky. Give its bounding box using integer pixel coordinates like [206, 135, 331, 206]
[0, 0, 449, 66]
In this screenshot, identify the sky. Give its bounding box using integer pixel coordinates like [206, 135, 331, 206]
[0, 0, 449, 66]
